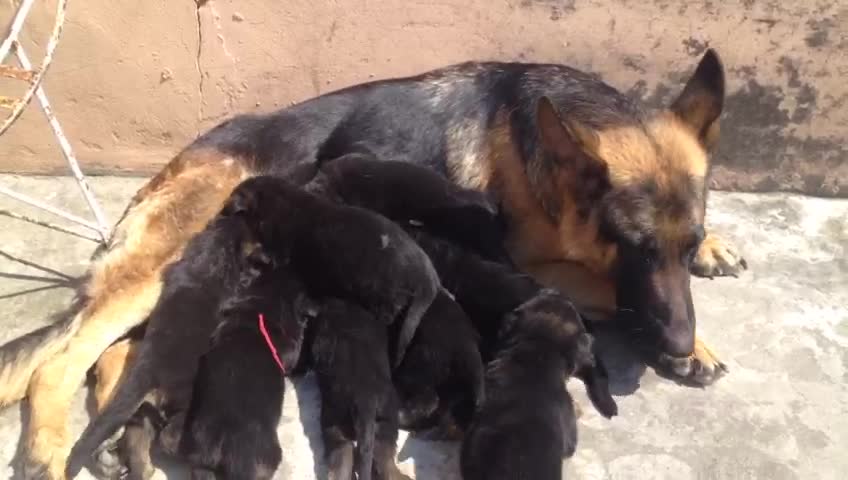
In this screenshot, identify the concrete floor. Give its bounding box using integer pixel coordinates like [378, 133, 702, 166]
[0, 175, 845, 480]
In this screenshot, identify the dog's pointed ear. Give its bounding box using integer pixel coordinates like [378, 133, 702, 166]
[534, 96, 607, 221]
[537, 96, 602, 161]
[669, 48, 725, 151]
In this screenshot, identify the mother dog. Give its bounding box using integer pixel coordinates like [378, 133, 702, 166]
[0, 48, 744, 479]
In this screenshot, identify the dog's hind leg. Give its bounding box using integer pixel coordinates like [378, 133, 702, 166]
[86, 337, 143, 479]
[22, 155, 251, 480]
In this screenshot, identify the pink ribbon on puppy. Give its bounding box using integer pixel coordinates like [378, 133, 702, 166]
[258, 313, 286, 374]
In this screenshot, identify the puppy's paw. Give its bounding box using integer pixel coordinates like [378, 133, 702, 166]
[658, 338, 728, 386]
[87, 448, 128, 480]
[86, 428, 128, 480]
[691, 232, 747, 278]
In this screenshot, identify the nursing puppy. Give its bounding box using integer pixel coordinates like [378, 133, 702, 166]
[460, 291, 618, 480]
[393, 290, 485, 435]
[164, 262, 312, 480]
[404, 228, 541, 360]
[65, 214, 262, 479]
[222, 175, 440, 366]
[304, 152, 511, 264]
[307, 298, 410, 480]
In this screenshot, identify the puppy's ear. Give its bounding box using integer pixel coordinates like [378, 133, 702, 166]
[498, 311, 520, 339]
[221, 186, 256, 217]
[574, 333, 618, 418]
[294, 294, 320, 323]
[534, 96, 609, 222]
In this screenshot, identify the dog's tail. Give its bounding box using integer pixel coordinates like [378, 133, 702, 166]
[65, 355, 156, 479]
[354, 399, 378, 480]
[393, 265, 439, 368]
[0, 298, 86, 406]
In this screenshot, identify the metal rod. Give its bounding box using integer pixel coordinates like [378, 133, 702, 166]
[15, 45, 111, 240]
[0, 0, 69, 137]
[0, 208, 101, 243]
[0, 183, 105, 234]
[0, 0, 36, 63]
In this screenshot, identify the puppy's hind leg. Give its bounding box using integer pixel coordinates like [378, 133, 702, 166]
[354, 400, 378, 480]
[372, 394, 411, 480]
[117, 411, 159, 480]
[322, 425, 355, 480]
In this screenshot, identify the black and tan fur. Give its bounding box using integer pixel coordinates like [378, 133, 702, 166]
[460, 290, 617, 480]
[64, 212, 267, 479]
[304, 152, 511, 263]
[163, 264, 311, 480]
[393, 290, 485, 434]
[0, 49, 743, 479]
[221, 175, 440, 368]
[306, 298, 410, 480]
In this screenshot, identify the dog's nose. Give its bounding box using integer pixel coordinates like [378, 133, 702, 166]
[661, 327, 695, 358]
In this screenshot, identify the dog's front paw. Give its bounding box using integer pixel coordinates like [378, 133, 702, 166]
[691, 232, 747, 278]
[658, 338, 728, 386]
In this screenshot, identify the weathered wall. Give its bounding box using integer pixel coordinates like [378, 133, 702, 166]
[0, 0, 845, 196]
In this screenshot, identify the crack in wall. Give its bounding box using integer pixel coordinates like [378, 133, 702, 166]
[194, 0, 206, 133]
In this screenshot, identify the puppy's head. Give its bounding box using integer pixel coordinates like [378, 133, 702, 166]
[222, 175, 307, 253]
[505, 290, 618, 418]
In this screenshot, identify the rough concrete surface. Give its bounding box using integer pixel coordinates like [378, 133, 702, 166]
[0, 175, 845, 479]
[0, 0, 846, 195]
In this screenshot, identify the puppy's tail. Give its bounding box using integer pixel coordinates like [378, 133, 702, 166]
[394, 266, 439, 368]
[447, 342, 486, 431]
[65, 356, 155, 479]
[354, 399, 378, 480]
[0, 297, 85, 406]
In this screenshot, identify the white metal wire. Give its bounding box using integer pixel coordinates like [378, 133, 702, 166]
[0, 0, 111, 243]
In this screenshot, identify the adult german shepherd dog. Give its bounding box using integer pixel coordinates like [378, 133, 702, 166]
[0, 48, 744, 479]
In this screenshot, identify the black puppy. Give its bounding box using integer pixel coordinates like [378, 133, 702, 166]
[307, 298, 410, 480]
[160, 262, 313, 480]
[460, 290, 618, 480]
[404, 228, 541, 360]
[393, 290, 485, 436]
[304, 152, 511, 264]
[65, 213, 265, 479]
[222, 175, 440, 367]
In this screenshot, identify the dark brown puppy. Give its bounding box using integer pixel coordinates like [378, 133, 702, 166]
[222, 175, 440, 367]
[393, 290, 485, 435]
[161, 263, 313, 480]
[66, 214, 262, 480]
[306, 298, 410, 480]
[304, 152, 511, 264]
[460, 291, 617, 480]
